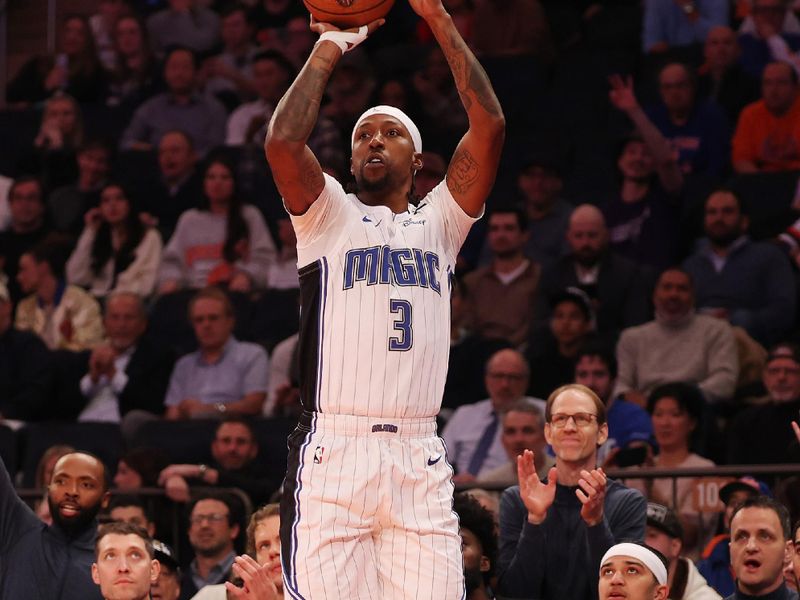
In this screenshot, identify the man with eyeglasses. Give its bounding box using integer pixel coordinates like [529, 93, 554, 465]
[496, 383, 646, 599]
[729, 343, 800, 466]
[180, 492, 242, 600]
[442, 348, 546, 485]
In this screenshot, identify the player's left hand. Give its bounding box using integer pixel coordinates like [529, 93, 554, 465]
[226, 555, 279, 600]
[576, 468, 607, 527]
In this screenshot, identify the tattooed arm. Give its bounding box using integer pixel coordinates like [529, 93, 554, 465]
[265, 20, 382, 215]
[411, 0, 505, 216]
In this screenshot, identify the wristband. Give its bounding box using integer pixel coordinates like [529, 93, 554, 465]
[315, 26, 368, 54]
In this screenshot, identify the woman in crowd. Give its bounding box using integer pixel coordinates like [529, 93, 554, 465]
[66, 182, 162, 299]
[107, 15, 161, 111]
[8, 15, 108, 105]
[158, 156, 275, 294]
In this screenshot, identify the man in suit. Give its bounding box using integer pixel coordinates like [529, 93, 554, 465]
[79, 291, 174, 433]
[537, 204, 653, 337]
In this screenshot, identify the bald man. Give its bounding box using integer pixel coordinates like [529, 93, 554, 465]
[0, 451, 110, 599]
[442, 349, 546, 484]
[536, 204, 653, 335]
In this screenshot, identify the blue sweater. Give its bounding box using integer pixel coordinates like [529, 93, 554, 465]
[497, 478, 646, 600]
[0, 456, 102, 600]
[683, 237, 796, 346]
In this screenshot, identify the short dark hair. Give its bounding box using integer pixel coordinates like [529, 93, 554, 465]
[27, 234, 74, 280]
[705, 187, 748, 216]
[575, 342, 618, 379]
[220, 2, 251, 20]
[658, 62, 696, 89]
[488, 207, 528, 232]
[252, 49, 297, 80]
[95, 521, 154, 559]
[189, 287, 235, 319]
[108, 494, 152, 521]
[765, 60, 799, 85]
[188, 490, 243, 529]
[730, 496, 792, 540]
[646, 382, 704, 422]
[656, 266, 694, 290]
[215, 415, 256, 441]
[9, 176, 44, 203]
[164, 45, 198, 69]
[453, 492, 497, 579]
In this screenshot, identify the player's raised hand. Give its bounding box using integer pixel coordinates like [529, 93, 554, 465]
[576, 468, 607, 527]
[517, 450, 557, 524]
[608, 74, 639, 113]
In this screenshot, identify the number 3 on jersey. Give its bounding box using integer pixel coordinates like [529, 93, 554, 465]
[389, 299, 413, 351]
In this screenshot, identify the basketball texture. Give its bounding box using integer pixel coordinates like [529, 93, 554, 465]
[304, 0, 394, 29]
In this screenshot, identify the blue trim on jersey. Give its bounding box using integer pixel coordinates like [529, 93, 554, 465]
[284, 412, 317, 600]
[315, 257, 328, 413]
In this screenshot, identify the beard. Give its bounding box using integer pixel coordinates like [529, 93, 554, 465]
[48, 496, 103, 537]
[464, 566, 486, 595]
[707, 228, 741, 248]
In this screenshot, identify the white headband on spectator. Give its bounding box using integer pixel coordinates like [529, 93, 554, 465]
[351, 105, 422, 154]
[600, 543, 667, 586]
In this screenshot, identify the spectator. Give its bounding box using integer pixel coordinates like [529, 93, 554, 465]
[645, 503, 721, 599]
[146, 0, 220, 56]
[471, 0, 553, 60]
[646, 62, 731, 179]
[108, 494, 156, 537]
[601, 128, 682, 269]
[20, 94, 84, 191]
[728, 343, 800, 465]
[477, 398, 555, 488]
[614, 268, 738, 405]
[89, 0, 131, 71]
[642, 0, 728, 54]
[497, 383, 647, 599]
[164, 287, 268, 419]
[0, 281, 53, 420]
[527, 288, 594, 400]
[791, 520, 800, 592]
[463, 208, 541, 347]
[453, 492, 497, 600]
[134, 129, 202, 243]
[120, 47, 227, 157]
[151, 539, 182, 600]
[91, 521, 160, 600]
[203, 4, 258, 106]
[630, 383, 716, 557]
[113, 447, 170, 491]
[264, 331, 299, 418]
[266, 218, 298, 290]
[107, 15, 161, 111]
[738, 0, 800, 79]
[67, 183, 163, 299]
[0, 177, 51, 304]
[412, 46, 467, 150]
[732, 61, 800, 173]
[251, 0, 306, 48]
[683, 188, 795, 346]
[537, 204, 653, 335]
[726, 496, 797, 600]
[698, 26, 761, 125]
[442, 349, 545, 483]
[511, 155, 573, 267]
[698, 477, 772, 597]
[0, 451, 110, 599]
[320, 49, 375, 135]
[48, 140, 111, 235]
[78, 292, 174, 425]
[158, 417, 279, 506]
[158, 157, 276, 294]
[180, 492, 241, 600]
[33, 443, 76, 524]
[442, 277, 511, 412]
[225, 50, 294, 146]
[598, 541, 669, 600]
[16, 236, 105, 351]
[574, 344, 654, 466]
[6, 15, 108, 105]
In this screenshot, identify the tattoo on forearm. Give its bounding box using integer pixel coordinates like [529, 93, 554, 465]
[440, 30, 502, 118]
[448, 148, 479, 194]
[273, 53, 336, 143]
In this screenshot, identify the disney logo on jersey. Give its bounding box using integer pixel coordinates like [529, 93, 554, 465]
[343, 245, 442, 295]
[400, 218, 426, 227]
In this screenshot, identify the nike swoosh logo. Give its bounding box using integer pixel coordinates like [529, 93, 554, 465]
[362, 215, 371, 223]
[427, 455, 442, 466]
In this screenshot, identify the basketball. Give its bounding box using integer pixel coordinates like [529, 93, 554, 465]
[304, 0, 394, 29]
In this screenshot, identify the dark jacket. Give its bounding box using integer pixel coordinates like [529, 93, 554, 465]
[0, 328, 53, 419]
[118, 336, 176, 417]
[724, 582, 799, 600]
[0, 456, 103, 599]
[497, 478, 646, 600]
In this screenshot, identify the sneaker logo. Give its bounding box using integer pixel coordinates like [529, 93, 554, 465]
[427, 455, 442, 466]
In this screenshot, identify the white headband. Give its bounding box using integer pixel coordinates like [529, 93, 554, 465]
[600, 543, 668, 586]
[351, 105, 422, 154]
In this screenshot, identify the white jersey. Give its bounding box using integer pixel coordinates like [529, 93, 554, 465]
[289, 174, 478, 419]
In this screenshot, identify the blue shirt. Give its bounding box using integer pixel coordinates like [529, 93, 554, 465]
[165, 337, 268, 407]
[643, 0, 729, 52]
[605, 396, 654, 453]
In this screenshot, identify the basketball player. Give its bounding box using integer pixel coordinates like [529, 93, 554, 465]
[264, 0, 505, 596]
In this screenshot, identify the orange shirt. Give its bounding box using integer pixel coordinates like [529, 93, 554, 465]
[732, 95, 800, 171]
